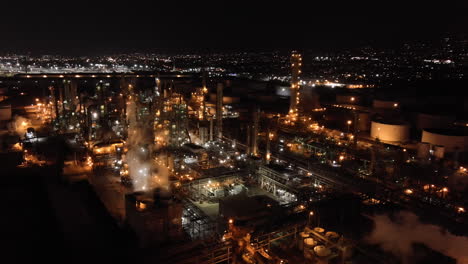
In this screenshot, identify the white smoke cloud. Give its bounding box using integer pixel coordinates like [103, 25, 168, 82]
[8, 115, 31, 137]
[366, 211, 468, 264]
[125, 90, 170, 192]
[125, 93, 150, 192]
[152, 156, 170, 188]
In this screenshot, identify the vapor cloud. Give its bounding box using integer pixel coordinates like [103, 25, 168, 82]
[366, 211, 468, 264]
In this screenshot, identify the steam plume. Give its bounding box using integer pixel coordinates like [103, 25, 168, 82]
[366, 211, 468, 264]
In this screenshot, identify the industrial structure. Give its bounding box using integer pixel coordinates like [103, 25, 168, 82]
[2, 52, 467, 264]
[370, 119, 410, 143]
[289, 51, 302, 120]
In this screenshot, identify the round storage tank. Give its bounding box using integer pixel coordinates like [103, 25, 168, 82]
[415, 113, 455, 130]
[336, 95, 360, 104]
[314, 227, 325, 234]
[304, 238, 317, 249]
[371, 120, 410, 143]
[373, 99, 400, 109]
[314, 245, 331, 257]
[417, 142, 431, 160]
[325, 231, 340, 242]
[357, 112, 371, 132]
[421, 129, 468, 152]
[303, 238, 317, 259]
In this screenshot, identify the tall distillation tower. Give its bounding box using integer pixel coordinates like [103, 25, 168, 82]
[289, 51, 302, 121]
[216, 82, 224, 141]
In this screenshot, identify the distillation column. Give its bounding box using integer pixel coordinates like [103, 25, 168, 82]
[216, 82, 223, 141]
[289, 51, 302, 118]
[252, 107, 259, 156]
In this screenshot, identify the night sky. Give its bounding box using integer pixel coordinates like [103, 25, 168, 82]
[1, 2, 467, 54]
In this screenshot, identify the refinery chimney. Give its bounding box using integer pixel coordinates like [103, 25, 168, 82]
[216, 82, 223, 141]
[246, 125, 251, 155]
[209, 118, 214, 142]
[252, 107, 259, 156]
[266, 126, 271, 164]
[289, 51, 302, 118]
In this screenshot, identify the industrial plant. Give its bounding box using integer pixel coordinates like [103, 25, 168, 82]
[1, 48, 468, 264]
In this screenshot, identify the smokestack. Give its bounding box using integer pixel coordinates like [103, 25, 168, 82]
[59, 81, 64, 115]
[216, 83, 223, 141]
[209, 118, 214, 142]
[246, 125, 251, 155]
[199, 126, 207, 144]
[252, 107, 259, 156]
[49, 86, 58, 119]
[202, 71, 207, 121]
[70, 79, 78, 110]
[266, 127, 271, 164]
[353, 111, 358, 147]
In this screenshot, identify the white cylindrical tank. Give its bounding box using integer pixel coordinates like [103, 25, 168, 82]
[371, 120, 410, 142]
[325, 231, 340, 242]
[314, 245, 331, 257]
[433, 145, 445, 159]
[421, 129, 468, 152]
[314, 227, 325, 234]
[373, 99, 400, 109]
[357, 112, 371, 132]
[303, 238, 317, 260]
[304, 238, 317, 249]
[417, 142, 431, 160]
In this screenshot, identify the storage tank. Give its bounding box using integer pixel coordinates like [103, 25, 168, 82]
[417, 142, 431, 160]
[303, 238, 317, 260]
[336, 95, 361, 104]
[325, 231, 340, 242]
[421, 129, 468, 152]
[356, 112, 371, 132]
[371, 120, 410, 142]
[304, 238, 317, 249]
[373, 99, 400, 109]
[433, 145, 445, 159]
[415, 113, 455, 130]
[314, 245, 332, 257]
[314, 227, 325, 234]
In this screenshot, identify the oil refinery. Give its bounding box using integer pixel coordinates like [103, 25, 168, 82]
[1, 50, 468, 264]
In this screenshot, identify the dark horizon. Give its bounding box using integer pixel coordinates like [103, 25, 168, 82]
[1, 2, 468, 55]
